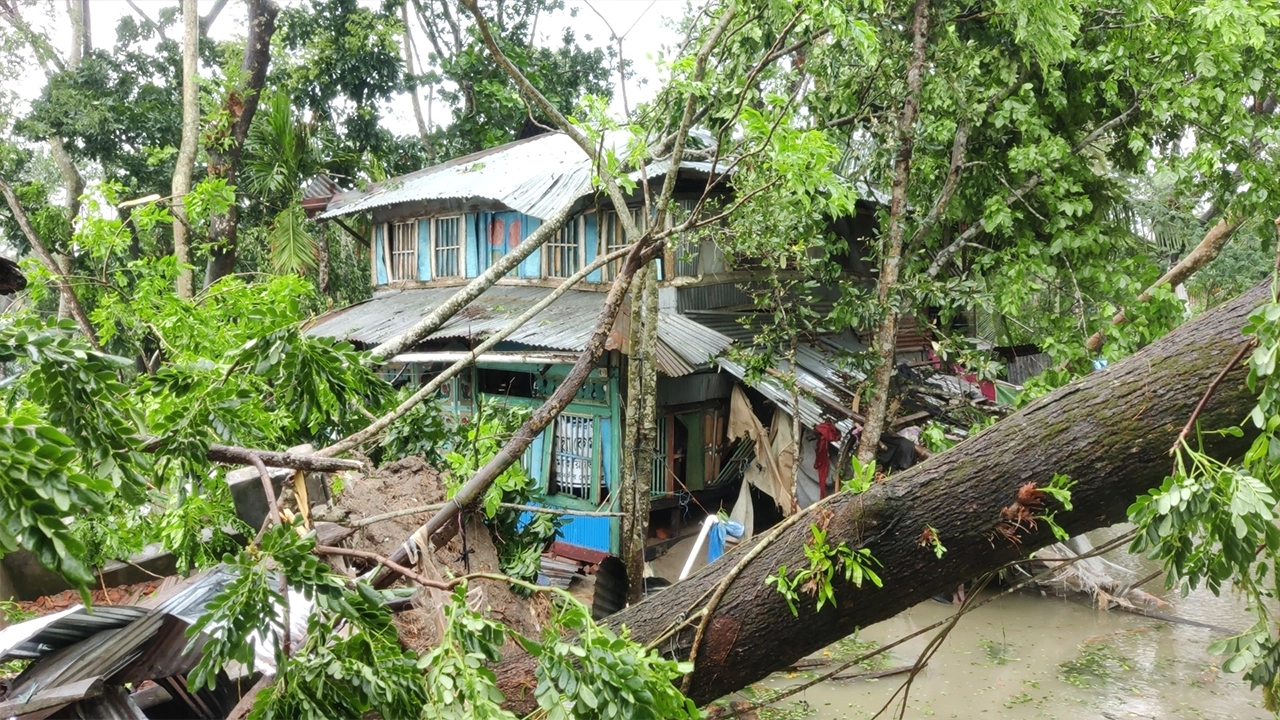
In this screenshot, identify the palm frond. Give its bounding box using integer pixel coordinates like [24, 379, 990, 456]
[269, 205, 318, 275]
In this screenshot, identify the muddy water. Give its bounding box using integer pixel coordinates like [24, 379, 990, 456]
[745, 527, 1272, 719]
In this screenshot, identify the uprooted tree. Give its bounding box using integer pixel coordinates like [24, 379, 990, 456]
[569, 279, 1270, 708]
[6, 0, 1280, 716]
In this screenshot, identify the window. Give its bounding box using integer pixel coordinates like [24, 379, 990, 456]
[389, 221, 417, 281]
[671, 199, 701, 277]
[551, 414, 594, 499]
[545, 216, 583, 278]
[599, 208, 648, 281]
[432, 216, 462, 277]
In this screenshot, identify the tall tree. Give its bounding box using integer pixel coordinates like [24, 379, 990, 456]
[408, 0, 614, 156]
[203, 0, 279, 288]
[171, 0, 199, 299]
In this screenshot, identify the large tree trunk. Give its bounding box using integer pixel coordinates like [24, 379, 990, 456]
[494, 278, 1266, 709]
[172, 0, 200, 299]
[621, 263, 658, 603]
[202, 0, 278, 288]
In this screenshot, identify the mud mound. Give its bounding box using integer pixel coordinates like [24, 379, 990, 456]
[325, 456, 549, 654]
[329, 455, 447, 558]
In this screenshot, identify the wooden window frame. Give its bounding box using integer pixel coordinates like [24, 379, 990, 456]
[431, 215, 464, 278]
[544, 214, 585, 279]
[599, 208, 649, 281]
[388, 220, 418, 282]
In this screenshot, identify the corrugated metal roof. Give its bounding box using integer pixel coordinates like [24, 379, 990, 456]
[320, 132, 732, 222]
[306, 286, 734, 376]
[718, 357, 855, 435]
[659, 312, 733, 369]
[0, 605, 148, 661]
[306, 286, 615, 352]
[717, 337, 867, 434]
[323, 133, 594, 220]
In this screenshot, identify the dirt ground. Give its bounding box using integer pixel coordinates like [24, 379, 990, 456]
[12, 579, 160, 617]
[326, 455, 551, 653]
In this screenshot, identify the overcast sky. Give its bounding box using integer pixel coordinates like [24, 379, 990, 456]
[11, 0, 689, 135]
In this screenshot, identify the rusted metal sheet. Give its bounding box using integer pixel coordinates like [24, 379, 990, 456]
[307, 287, 734, 377]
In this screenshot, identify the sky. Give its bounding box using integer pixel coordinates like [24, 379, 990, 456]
[10, 0, 691, 135]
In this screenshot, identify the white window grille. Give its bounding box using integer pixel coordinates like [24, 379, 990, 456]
[551, 414, 594, 500]
[389, 221, 417, 281]
[433, 216, 462, 277]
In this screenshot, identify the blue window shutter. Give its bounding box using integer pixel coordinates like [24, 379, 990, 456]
[418, 219, 432, 281]
[374, 224, 387, 285]
[465, 213, 481, 277]
[584, 212, 600, 282]
[518, 214, 543, 278]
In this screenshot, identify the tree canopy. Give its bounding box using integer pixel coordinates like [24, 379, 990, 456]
[1, 0, 1280, 716]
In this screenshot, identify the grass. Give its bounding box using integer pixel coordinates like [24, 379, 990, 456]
[831, 634, 892, 671]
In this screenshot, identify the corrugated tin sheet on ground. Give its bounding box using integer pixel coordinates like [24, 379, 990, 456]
[0, 606, 148, 661]
[0, 567, 240, 720]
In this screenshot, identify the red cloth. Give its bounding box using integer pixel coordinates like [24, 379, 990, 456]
[813, 422, 842, 496]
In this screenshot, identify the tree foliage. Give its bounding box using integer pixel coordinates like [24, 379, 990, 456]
[408, 0, 614, 157]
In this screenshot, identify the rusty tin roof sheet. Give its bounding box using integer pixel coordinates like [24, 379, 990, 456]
[306, 286, 734, 377]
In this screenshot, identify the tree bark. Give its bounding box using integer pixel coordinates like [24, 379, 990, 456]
[401, 1, 431, 147]
[1083, 215, 1243, 354]
[47, 137, 82, 322]
[621, 264, 658, 603]
[493, 278, 1268, 710]
[172, 0, 200, 299]
[202, 0, 279, 289]
[317, 222, 331, 297]
[856, 0, 931, 463]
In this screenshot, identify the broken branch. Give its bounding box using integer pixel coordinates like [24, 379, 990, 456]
[0, 175, 101, 349]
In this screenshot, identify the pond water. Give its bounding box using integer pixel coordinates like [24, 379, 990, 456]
[739, 527, 1272, 720]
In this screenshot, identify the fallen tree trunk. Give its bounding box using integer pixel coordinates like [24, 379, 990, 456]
[495, 279, 1266, 709]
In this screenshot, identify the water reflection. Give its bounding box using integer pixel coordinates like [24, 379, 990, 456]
[750, 526, 1272, 719]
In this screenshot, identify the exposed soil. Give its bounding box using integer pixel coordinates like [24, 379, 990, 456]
[326, 455, 448, 558]
[325, 455, 550, 654]
[13, 579, 160, 617]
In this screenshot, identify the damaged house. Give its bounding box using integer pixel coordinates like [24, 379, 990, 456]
[304, 131, 990, 571]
